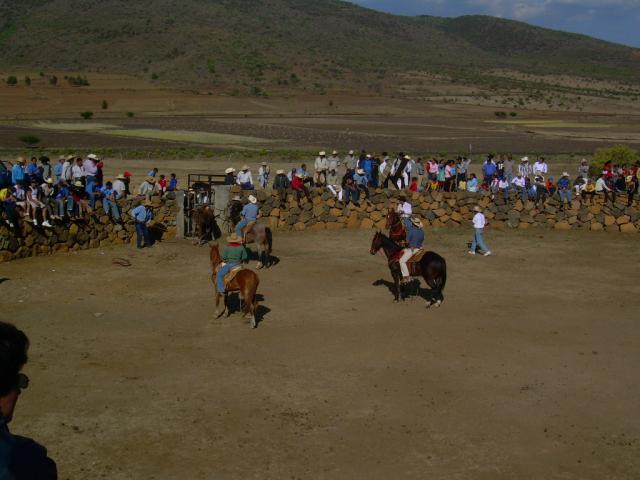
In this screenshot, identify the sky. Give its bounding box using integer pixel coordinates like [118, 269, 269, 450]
[349, 0, 640, 47]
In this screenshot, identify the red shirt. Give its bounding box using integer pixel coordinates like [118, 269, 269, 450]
[292, 176, 304, 190]
[409, 181, 418, 192]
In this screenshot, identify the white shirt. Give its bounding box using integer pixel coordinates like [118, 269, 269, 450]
[498, 179, 509, 189]
[83, 159, 97, 176]
[512, 176, 526, 188]
[473, 212, 486, 229]
[72, 165, 84, 178]
[378, 160, 388, 176]
[595, 178, 610, 192]
[533, 162, 548, 174]
[315, 157, 328, 171]
[113, 179, 126, 196]
[397, 201, 412, 217]
[62, 161, 72, 181]
[237, 170, 253, 185]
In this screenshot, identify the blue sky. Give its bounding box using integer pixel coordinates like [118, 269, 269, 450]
[349, 0, 640, 47]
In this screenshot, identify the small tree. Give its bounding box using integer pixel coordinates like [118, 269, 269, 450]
[6, 76, 17, 86]
[24, 76, 31, 86]
[80, 111, 94, 120]
[18, 134, 41, 147]
[49, 75, 58, 86]
[591, 145, 640, 176]
[101, 100, 109, 110]
[126, 111, 135, 118]
[151, 72, 159, 80]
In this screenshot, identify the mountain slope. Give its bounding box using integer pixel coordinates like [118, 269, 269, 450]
[0, 0, 638, 89]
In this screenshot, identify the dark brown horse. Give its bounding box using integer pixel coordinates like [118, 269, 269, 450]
[385, 209, 406, 245]
[192, 206, 222, 245]
[370, 231, 447, 307]
[210, 244, 260, 328]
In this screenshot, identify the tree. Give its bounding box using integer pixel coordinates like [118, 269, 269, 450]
[151, 72, 159, 80]
[102, 100, 109, 110]
[126, 112, 135, 118]
[80, 111, 94, 120]
[591, 145, 639, 176]
[18, 134, 40, 147]
[49, 75, 58, 86]
[24, 76, 31, 86]
[6, 76, 17, 86]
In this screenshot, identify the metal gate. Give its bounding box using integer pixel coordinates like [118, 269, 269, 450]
[184, 173, 230, 237]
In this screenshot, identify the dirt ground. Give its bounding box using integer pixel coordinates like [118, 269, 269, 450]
[1, 228, 639, 479]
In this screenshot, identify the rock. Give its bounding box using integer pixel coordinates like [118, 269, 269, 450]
[360, 218, 374, 229]
[603, 215, 616, 226]
[616, 215, 630, 225]
[620, 223, 638, 233]
[554, 221, 571, 230]
[293, 222, 306, 231]
[590, 222, 603, 231]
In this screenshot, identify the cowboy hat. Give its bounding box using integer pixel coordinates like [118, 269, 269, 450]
[348, 150, 354, 155]
[404, 155, 411, 160]
[474, 206, 482, 212]
[248, 195, 257, 204]
[241, 164, 249, 170]
[332, 150, 338, 155]
[276, 169, 285, 175]
[44, 178, 53, 184]
[74, 181, 84, 187]
[224, 167, 235, 174]
[319, 151, 326, 156]
[366, 154, 372, 159]
[521, 157, 529, 162]
[411, 217, 423, 228]
[87, 153, 99, 161]
[562, 172, 569, 177]
[143, 200, 154, 207]
[116, 173, 126, 180]
[356, 168, 365, 175]
[261, 161, 267, 165]
[232, 195, 241, 201]
[227, 233, 242, 243]
[57, 155, 66, 161]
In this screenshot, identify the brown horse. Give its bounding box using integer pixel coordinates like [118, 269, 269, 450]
[210, 244, 260, 328]
[385, 209, 407, 245]
[192, 206, 222, 245]
[370, 231, 447, 307]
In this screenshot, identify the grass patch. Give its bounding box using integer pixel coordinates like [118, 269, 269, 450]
[30, 121, 118, 131]
[100, 128, 274, 146]
[486, 120, 614, 129]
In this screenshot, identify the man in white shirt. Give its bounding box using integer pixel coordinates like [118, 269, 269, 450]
[511, 174, 527, 202]
[61, 155, 73, 182]
[314, 151, 329, 186]
[344, 150, 357, 172]
[71, 158, 84, 183]
[469, 206, 491, 256]
[327, 150, 341, 172]
[396, 195, 413, 229]
[595, 174, 613, 203]
[533, 157, 548, 176]
[237, 165, 254, 190]
[113, 174, 127, 199]
[518, 157, 532, 178]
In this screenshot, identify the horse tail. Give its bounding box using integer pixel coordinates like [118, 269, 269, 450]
[265, 227, 273, 254]
[424, 253, 447, 293]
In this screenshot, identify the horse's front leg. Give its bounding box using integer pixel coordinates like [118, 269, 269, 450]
[215, 292, 226, 318]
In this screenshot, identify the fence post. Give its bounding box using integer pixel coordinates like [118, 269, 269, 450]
[176, 190, 185, 239]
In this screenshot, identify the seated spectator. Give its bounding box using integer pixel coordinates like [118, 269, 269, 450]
[341, 176, 360, 206]
[534, 175, 547, 207]
[71, 181, 91, 219]
[0, 321, 57, 479]
[557, 172, 572, 210]
[100, 181, 121, 221]
[224, 168, 236, 185]
[498, 176, 510, 200]
[168, 173, 178, 192]
[25, 179, 51, 227]
[0, 187, 19, 229]
[582, 179, 596, 203]
[55, 181, 72, 220]
[158, 175, 167, 195]
[291, 173, 311, 206]
[409, 177, 419, 193]
[511, 174, 527, 202]
[40, 178, 56, 221]
[326, 169, 342, 199]
[138, 177, 157, 199]
[113, 174, 126, 199]
[467, 173, 479, 193]
[353, 168, 370, 200]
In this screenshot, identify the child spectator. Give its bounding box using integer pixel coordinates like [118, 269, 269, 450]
[168, 173, 178, 192]
[158, 174, 168, 195]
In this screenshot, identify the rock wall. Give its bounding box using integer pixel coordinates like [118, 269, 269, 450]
[243, 187, 640, 234]
[0, 198, 178, 262]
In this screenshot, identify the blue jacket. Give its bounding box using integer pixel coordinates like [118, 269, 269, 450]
[483, 162, 497, 176]
[11, 165, 24, 184]
[407, 226, 424, 249]
[131, 205, 152, 223]
[241, 203, 259, 221]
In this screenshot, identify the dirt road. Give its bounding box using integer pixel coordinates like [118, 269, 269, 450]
[1, 228, 639, 479]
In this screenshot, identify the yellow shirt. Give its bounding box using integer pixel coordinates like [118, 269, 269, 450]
[0, 188, 9, 201]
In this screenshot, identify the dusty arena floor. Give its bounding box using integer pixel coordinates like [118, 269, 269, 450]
[1, 228, 639, 479]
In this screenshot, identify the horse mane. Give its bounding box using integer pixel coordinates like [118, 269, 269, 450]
[377, 231, 402, 254]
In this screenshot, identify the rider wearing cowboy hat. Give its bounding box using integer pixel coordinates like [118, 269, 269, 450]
[399, 217, 424, 282]
[216, 233, 248, 295]
[235, 194, 259, 238]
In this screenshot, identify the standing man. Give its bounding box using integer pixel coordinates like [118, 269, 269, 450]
[258, 161, 270, 189]
[344, 150, 358, 174]
[469, 206, 491, 256]
[578, 159, 589, 179]
[533, 157, 548, 176]
[399, 217, 424, 283]
[235, 195, 259, 238]
[130, 200, 154, 249]
[518, 157, 532, 178]
[503, 155, 514, 184]
[328, 150, 341, 172]
[397, 195, 413, 229]
[272, 169, 290, 208]
[83, 154, 99, 208]
[237, 165, 254, 190]
[0, 322, 57, 479]
[557, 172, 572, 210]
[314, 151, 329, 187]
[10, 158, 25, 186]
[53, 156, 64, 182]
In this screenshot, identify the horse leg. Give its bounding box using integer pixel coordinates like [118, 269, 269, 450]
[215, 292, 227, 318]
[240, 280, 258, 329]
[256, 245, 264, 269]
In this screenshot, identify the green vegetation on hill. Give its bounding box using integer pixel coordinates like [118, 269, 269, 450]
[0, 0, 638, 91]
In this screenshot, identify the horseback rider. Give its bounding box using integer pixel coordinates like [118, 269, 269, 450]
[399, 217, 424, 283]
[396, 195, 413, 229]
[215, 233, 248, 295]
[235, 195, 259, 238]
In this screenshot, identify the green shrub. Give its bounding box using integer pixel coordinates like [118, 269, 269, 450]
[591, 145, 640, 176]
[24, 76, 31, 86]
[102, 100, 108, 110]
[494, 111, 507, 118]
[151, 72, 159, 80]
[6, 76, 17, 86]
[126, 111, 135, 118]
[18, 134, 40, 146]
[67, 75, 90, 87]
[49, 75, 58, 85]
[80, 111, 94, 120]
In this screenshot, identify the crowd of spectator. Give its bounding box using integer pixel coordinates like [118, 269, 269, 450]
[223, 150, 640, 209]
[0, 155, 179, 231]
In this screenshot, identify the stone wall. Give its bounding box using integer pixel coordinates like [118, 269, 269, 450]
[242, 187, 640, 234]
[0, 197, 178, 262]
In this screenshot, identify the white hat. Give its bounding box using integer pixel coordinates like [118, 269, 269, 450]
[332, 150, 338, 155]
[562, 172, 569, 177]
[404, 155, 411, 160]
[225, 167, 235, 174]
[241, 164, 249, 170]
[411, 217, 423, 228]
[276, 169, 285, 175]
[474, 206, 482, 212]
[356, 168, 365, 175]
[366, 154, 372, 159]
[248, 195, 257, 204]
[261, 161, 267, 165]
[319, 151, 326, 156]
[44, 178, 54, 184]
[521, 156, 529, 162]
[117, 173, 126, 179]
[232, 195, 241, 201]
[349, 150, 354, 155]
[87, 153, 99, 161]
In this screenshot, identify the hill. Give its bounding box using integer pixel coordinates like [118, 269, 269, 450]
[0, 0, 639, 93]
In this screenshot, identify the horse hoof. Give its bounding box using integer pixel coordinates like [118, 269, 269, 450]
[256, 263, 263, 269]
[434, 301, 442, 308]
[250, 316, 257, 329]
[215, 309, 225, 319]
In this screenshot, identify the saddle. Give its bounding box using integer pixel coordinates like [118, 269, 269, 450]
[390, 249, 426, 277]
[216, 264, 243, 290]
